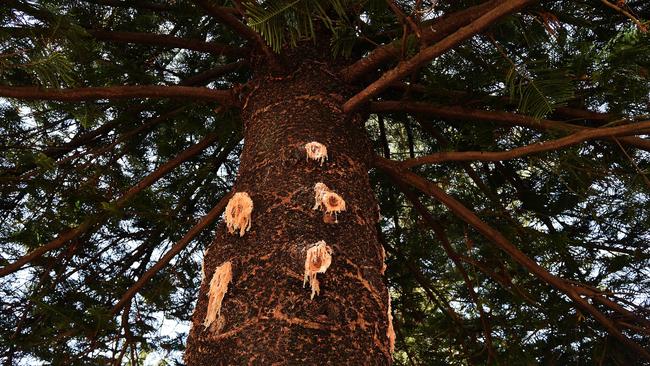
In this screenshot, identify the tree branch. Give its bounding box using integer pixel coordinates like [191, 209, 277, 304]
[573, 285, 650, 330]
[600, 0, 648, 32]
[192, 0, 278, 67]
[2, 25, 246, 56]
[340, 0, 502, 82]
[386, 0, 421, 39]
[398, 185, 496, 363]
[106, 137, 240, 315]
[0, 107, 139, 178]
[382, 238, 480, 359]
[87, 30, 247, 56]
[82, 0, 188, 12]
[374, 156, 650, 360]
[111, 191, 233, 315]
[179, 61, 249, 86]
[1, 62, 239, 178]
[0, 133, 222, 278]
[343, 0, 536, 112]
[69, 107, 187, 165]
[382, 242, 465, 326]
[0, 85, 237, 104]
[388, 82, 616, 124]
[370, 100, 650, 151]
[401, 120, 650, 167]
[415, 118, 527, 223]
[456, 254, 538, 304]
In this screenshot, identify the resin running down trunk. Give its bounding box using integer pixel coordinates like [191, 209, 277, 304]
[185, 60, 392, 364]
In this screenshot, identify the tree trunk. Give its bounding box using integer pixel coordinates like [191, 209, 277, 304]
[185, 59, 391, 364]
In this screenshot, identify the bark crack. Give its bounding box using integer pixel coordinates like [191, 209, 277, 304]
[343, 259, 385, 309]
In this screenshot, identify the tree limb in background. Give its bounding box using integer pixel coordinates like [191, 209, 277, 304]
[397, 184, 496, 363]
[343, 0, 537, 112]
[2, 26, 248, 56]
[67, 107, 187, 164]
[0, 133, 222, 278]
[370, 100, 650, 151]
[193, 0, 278, 67]
[0, 85, 238, 104]
[381, 239, 479, 359]
[412, 116, 541, 235]
[1, 61, 242, 178]
[179, 61, 249, 86]
[401, 119, 650, 167]
[600, 0, 648, 32]
[456, 253, 538, 304]
[113, 299, 132, 366]
[374, 156, 650, 360]
[386, 0, 421, 39]
[3, 1, 244, 55]
[382, 242, 464, 326]
[111, 191, 233, 314]
[0, 105, 146, 178]
[87, 30, 248, 56]
[82, 0, 189, 12]
[388, 82, 616, 124]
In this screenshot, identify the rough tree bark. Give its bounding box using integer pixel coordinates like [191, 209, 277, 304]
[185, 53, 391, 364]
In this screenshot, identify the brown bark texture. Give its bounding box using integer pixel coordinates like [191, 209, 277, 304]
[185, 62, 391, 365]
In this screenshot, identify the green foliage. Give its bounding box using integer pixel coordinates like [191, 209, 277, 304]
[591, 27, 650, 114]
[0, 47, 75, 87]
[505, 62, 575, 119]
[330, 23, 356, 57]
[244, 0, 349, 52]
[33, 152, 55, 171]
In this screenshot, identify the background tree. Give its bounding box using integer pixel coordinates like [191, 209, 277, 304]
[1, 0, 649, 364]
